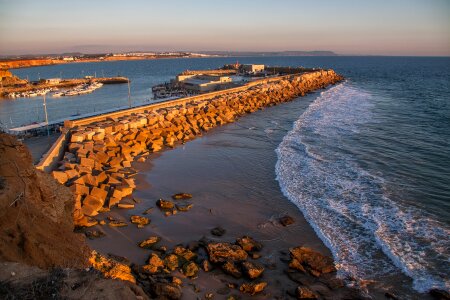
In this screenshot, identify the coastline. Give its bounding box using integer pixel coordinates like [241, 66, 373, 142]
[3, 61, 444, 298]
[86, 89, 357, 299]
[0, 55, 218, 70]
[85, 86, 431, 299]
[48, 70, 364, 298]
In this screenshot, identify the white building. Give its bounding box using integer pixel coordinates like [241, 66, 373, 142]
[179, 75, 232, 92]
[241, 64, 265, 73]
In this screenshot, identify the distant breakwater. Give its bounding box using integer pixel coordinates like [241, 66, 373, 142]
[46, 70, 343, 226]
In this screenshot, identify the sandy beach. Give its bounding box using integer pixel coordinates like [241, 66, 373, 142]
[85, 91, 331, 297]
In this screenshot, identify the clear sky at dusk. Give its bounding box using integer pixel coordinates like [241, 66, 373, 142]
[0, 0, 449, 56]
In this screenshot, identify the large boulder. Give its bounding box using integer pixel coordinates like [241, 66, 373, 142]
[289, 247, 336, 277]
[206, 242, 248, 263]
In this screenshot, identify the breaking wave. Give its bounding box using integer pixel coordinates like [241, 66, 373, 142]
[275, 83, 450, 292]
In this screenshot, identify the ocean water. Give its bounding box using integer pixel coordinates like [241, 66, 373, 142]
[2, 56, 449, 293]
[275, 57, 450, 293]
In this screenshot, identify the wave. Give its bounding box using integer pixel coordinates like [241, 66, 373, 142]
[275, 83, 450, 293]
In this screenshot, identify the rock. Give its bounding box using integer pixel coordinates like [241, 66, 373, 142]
[90, 187, 108, 202]
[153, 282, 182, 300]
[430, 289, 450, 300]
[172, 193, 193, 200]
[80, 157, 95, 168]
[206, 242, 248, 263]
[164, 254, 179, 271]
[118, 203, 135, 209]
[211, 226, 226, 237]
[202, 260, 212, 272]
[51, 171, 69, 184]
[289, 258, 307, 273]
[222, 260, 242, 278]
[108, 220, 128, 227]
[236, 236, 262, 252]
[157, 198, 174, 209]
[175, 203, 193, 212]
[85, 230, 106, 239]
[205, 292, 214, 299]
[139, 236, 161, 249]
[251, 253, 261, 259]
[70, 183, 90, 196]
[142, 253, 164, 274]
[239, 281, 267, 295]
[173, 246, 197, 261]
[279, 215, 295, 226]
[289, 247, 336, 276]
[156, 245, 168, 253]
[227, 283, 238, 289]
[81, 195, 103, 216]
[74, 215, 98, 227]
[241, 261, 264, 279]
[89, 250, 135, 283]
[296, 286, 318, 299]
[130, 215, 150, 228]
[182, 261, 199, 278]
[172, 276, 182, 286]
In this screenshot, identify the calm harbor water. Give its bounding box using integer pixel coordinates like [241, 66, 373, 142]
[3, 56, 449, 293]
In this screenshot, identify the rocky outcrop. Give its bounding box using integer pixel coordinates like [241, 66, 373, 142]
[0, 133, 149, 299]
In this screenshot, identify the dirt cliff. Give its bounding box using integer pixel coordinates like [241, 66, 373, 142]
[0, 132, 90, 269]
[0, 59, 61, 70]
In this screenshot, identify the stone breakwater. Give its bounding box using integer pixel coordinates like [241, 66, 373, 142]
[49, 70, 343, 227]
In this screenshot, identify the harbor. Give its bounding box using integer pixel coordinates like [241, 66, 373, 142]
[0, 75, 129, 98]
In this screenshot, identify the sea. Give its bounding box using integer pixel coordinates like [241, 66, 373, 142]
[3, 56, 450, 293]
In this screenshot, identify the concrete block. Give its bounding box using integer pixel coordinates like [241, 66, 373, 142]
[70, 184, 90, 196]
[52, 171, 68, 184]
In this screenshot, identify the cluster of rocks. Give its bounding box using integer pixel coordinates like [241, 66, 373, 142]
[87, 228, 368, 299]
[127, 234, 270, 299]
[50, 70, 342, 226]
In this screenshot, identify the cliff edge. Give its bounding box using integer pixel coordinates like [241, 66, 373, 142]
[0, 133, 148, 299]
[0, 132, 90, 268]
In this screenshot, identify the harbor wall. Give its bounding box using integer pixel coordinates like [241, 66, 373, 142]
[37, 74, 293, 172]
[35, 131, 70, 172]
[63, 72, 313, 128]
[39, 69, 343, 226]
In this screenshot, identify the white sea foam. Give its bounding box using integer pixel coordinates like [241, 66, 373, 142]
[275, 83, 450, 292]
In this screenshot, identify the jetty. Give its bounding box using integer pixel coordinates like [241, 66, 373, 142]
[21, 68, 343, 227]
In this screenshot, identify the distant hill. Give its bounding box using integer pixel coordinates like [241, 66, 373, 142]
[196, 51, 338, 57]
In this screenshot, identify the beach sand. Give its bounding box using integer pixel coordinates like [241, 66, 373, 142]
[87, 91, 336, 298]
[87, 89, 407, 299]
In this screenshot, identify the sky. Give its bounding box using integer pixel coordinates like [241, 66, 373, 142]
[0, 0, 449, 56]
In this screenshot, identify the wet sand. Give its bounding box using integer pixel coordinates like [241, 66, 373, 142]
[85, 87, 432, 299]
[87, 91, 335, 298]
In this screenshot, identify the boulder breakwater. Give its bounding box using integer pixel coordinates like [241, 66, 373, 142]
[48, 70, 343, 227]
